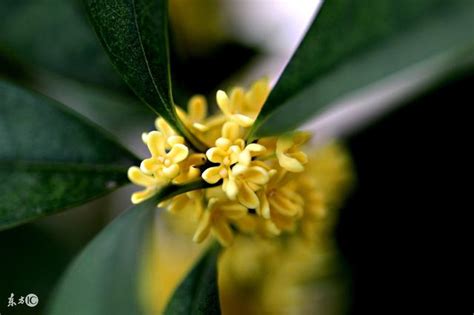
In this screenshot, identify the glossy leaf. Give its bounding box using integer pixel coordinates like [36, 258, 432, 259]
[250, 0, 474, 138]
[83, 0, 204, 150]
[0, 80, 137, 230]
[47, 198, 158, 315]
[164, 243, 221, 315]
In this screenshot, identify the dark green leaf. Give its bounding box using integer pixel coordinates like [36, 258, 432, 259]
[47, 198, 158, 315]
[0, 0, 257, 118]
[250, 0, 474, 138]
[84, 0, 205, 150]
[46, 177, 214, 315]
[0, 0, 121, 89]
[164, 243, 221, 315]
[0, 80, 137, 230]
[0, 226, 74, 315]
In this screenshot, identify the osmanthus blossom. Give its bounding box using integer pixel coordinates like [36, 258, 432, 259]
[128, 78, 352, 247]
[138, 138, 353, 314]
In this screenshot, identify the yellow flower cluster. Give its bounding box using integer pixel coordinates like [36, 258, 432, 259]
[218, 143, 353, 314]
[128, 78, 345, 247]
[139, 143, 353, 314]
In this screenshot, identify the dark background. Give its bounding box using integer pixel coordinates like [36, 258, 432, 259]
[338, 70, 472, 314]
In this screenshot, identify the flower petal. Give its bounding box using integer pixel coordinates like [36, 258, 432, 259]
[141, 132, 149, 144]
[269, 196, 301, 217]
[223, 177, 238, 200]
[128, 166, 155, 187]
[271, 210, 296, 231]
[212, 218, 234, 247]
[140, 158, 159, 173]
[167, 194, 190, 213]
[232, 114, 254, 127]
[167, 144, 189, 163]
[147, 131, 166, 156]
[246, 77, 269, 110]
[277, 154, 305, 172]
[188, 95, 207, 122]
[193, 122, 209, 132]
[221, 202, 247, 219]
[237, 182, 260, 209]
[163, 164, 179, 178]
[206, 147, 226, 164]
[154, 119, 175, 138]
[193, 210, 212, 243]
[294, 131, 311, 146]
[257, 191, 271, 219]
[222, 121, 241, 141]
[216, 90, 232, 116]
[242, 166, 270, 185]
[202, 166, 223, 184]
[238, 143, 265, 166]
[231, 164, 247, 176]
[167, 135, 185, 146]
[131, 188, 156, 204]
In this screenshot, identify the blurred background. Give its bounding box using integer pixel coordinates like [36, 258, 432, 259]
[0, 0, 470, 314]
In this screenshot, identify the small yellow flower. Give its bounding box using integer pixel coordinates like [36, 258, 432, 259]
[256, 168, 304, 232]
[172, 153, 206, 185]
[245, 78, 271, 114]
[159, 190, 204, 219]
[128, 166, 168, 204]
[276, 132, 310, 172]
[141, 131, 189, 179]
[193, 197, 247, 247]
[155, 117, 176, 138]
[297, 176, 327, 240]
[238, 143, 266, 166]
[201, 122, 244, 187]
[202, 122, 271, 206]
[234, 214, 280, 238]
[177, 95, 207, 129]
[176, 95, 226, 147]
[216, 78, 270, 127]
[177, 95, 217, 132]
[305, 143, 354, 208]
[227, 162, 271, 209]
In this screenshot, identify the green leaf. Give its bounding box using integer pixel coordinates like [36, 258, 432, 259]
[83, 0, 204, 150]
[0, 226, 74, 315]
[250, 0, 474, 138]
[46, 177, 214, 315]
[164, 243, 221, 315]
[39, 74, 153, 144]
[47, 198, 158, 315]
[0, 80, 137, 230]
[0, 0, 121, 89]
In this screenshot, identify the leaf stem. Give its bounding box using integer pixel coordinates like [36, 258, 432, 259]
[151, 179, 217, 205]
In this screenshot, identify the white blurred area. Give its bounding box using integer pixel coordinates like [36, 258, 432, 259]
[224, 0, 321, 55]
[223, 0, 322, 84]
[221, 0, 461, 149]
